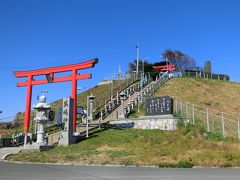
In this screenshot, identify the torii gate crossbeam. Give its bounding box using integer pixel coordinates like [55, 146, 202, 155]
[152, 64, 176, 73]
[14, 58, 98, 134]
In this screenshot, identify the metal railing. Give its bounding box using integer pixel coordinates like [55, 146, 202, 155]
[181, 70, 230, 81]
[174, 97, 240, 140]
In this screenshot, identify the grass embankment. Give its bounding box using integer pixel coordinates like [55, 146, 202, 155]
[6, 124, 240, 167]
[0, 112, 26, 137]
[154, 77, 240, 116]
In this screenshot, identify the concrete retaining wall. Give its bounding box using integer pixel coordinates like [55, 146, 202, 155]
[109, 115, 177, 130]
[48, 131, 60, 145]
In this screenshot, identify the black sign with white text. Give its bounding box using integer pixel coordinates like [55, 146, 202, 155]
[145, 96, 173, 116]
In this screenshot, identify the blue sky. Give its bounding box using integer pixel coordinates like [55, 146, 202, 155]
[0, 0, 240, 121]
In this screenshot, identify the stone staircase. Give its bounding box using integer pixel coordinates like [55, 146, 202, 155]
[48, 76, 169, 145]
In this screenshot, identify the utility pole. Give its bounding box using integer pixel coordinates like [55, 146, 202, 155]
[111, 79, 113, 100]
[136, 43, 140, 79]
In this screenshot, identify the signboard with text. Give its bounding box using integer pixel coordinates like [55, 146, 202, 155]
[145, 96, 173, 116]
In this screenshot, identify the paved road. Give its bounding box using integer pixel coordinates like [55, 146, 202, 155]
[0, 162, 240, 180]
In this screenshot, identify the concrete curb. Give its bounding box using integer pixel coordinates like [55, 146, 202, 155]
[2, 160, 240, 169]
[2, 153, 11, 161]
[0, 147, 23, 162]
[2, 160, 157, 168]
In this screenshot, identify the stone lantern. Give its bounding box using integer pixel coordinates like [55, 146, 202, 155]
[127, 102, 131, 113]
[140, 90, 144, 103]
[146, 85, 149, 94]
[104, 104, 108, 114]
[88, 94, 95, 121]
[33, 95, 51, 147]
[131, 99, 134, 110]
[118, 91, 126, 119]
[111, 98, 116, 109]
[108, 101, 112, 112]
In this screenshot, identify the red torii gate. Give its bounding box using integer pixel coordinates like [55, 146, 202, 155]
[14, 58, 98, 134]
[152, 64, 176, 73]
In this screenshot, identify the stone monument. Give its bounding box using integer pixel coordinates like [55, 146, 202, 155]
[145, 96, 173, 116]
[58, 97, 74, 146]
[110, 96, 177, 131]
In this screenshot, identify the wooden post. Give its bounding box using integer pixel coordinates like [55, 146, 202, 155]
[221, 112, 225, 137]
[86, 96, 89, 138]
[99, 110, 102, 129]
[238, 118, 240, 140]
[181, 101, 183, 117]
[186, 102, 188, 119]
[175, 99, 178, 114]
[192, 104, 195, 125]
[206, 108, 210, 132]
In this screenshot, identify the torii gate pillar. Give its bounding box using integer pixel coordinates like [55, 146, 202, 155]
[14, 59, 98, 143]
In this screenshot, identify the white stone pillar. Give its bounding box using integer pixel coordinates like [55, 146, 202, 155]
[88, 94, 95, 121]
[118, 91, 126, 119]
[131, 100, 134, 109]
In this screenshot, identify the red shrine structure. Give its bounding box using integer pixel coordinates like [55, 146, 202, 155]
[14, 58, 98, 134]
[152, 64, 176, 73]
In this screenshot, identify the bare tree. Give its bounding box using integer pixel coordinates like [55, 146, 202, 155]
[162, 49, 196, 70]
[128, 59, 150, 73]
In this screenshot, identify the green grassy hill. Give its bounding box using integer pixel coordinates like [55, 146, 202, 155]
[6, 125, 240, 167]
[154, 77, 240, 116]
[4, 77, 240, 167]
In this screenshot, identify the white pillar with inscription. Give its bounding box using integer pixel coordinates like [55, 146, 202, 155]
[59, 97, 74, 146]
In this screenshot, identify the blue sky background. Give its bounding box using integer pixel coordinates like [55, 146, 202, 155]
[0, 0, 240, 121]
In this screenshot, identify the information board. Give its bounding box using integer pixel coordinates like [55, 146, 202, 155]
[145, 96, 173, 116]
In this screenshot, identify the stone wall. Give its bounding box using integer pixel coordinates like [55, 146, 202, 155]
[109, 115, 177, 130]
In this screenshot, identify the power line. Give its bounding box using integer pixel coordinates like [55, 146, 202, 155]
[0, 115, 16, 121]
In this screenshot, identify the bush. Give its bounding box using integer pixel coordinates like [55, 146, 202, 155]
[158, 161, 194, 168]
[205, 132, 224, 141]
